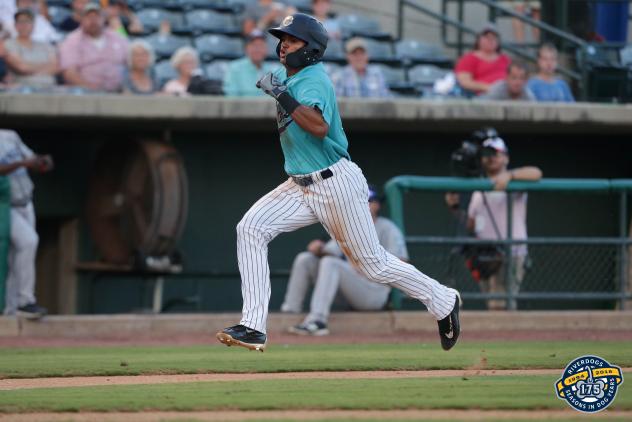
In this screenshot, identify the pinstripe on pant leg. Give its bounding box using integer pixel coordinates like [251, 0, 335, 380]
[237, 179, 319, 333]
[305, 159, 457, 320]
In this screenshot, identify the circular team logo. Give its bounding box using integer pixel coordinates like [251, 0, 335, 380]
[556, 355, 624, 413]
[282, 16, 293, 27]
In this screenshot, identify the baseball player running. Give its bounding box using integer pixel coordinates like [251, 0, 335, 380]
[216, 13, 460, 352]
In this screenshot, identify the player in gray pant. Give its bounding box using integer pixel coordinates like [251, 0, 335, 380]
[282, 186, 408, 335]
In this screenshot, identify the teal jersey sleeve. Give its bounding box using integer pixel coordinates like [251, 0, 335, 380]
[294, 79, 334, 126]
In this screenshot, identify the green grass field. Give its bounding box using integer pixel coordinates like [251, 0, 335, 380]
[0, 341, 630, 416]
[1, 341, 631, 378]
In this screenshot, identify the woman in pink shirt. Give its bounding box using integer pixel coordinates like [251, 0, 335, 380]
[455, 24, 511, 95]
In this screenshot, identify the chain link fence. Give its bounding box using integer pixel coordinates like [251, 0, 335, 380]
[385, 177, 632, 311]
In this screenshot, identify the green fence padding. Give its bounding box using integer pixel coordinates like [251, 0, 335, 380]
[0, 177, 10, 314]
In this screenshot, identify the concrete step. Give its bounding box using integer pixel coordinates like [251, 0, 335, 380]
[1, 311, 630, 338]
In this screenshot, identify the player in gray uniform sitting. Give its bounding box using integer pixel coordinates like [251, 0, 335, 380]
[282, 185, 408, 335]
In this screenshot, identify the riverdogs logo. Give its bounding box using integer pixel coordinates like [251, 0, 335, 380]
[556, 355, 624, 413]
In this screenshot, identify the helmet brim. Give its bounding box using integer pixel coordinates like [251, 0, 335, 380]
[268, 27, 308, 45]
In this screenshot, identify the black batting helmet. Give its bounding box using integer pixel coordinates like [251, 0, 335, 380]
[268, 13, 328, 68]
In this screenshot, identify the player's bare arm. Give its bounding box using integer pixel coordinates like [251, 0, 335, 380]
[290, 106, 328, 139]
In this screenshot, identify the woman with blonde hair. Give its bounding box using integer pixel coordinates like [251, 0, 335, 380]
[162, 46, 199, 96]
[122, 39, 157, 94]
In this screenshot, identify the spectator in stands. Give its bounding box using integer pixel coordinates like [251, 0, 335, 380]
[59, 0, 87, 33]
[312, 0, 340, 40]
[332, 37, 389, 98]
[510, 1, 540, 43]
[105, 0, 143, 38]
[283, 186, 407, 335]
[162, 46, 198, 96]
[122, 39, 157, 95]
[223, 29, 275, 97]
[445, 129, 542, 310]
[0, 129, 53, 320]
[7, 0, 60, 44]
[481, 62, 535, 101]
[0, 42, 7, 84]
[4, 8, 57, 89]
[455, 24, 511, 96]
[59, 3, 128, 92]
[0, 1, 16, 37]
[242, 0, 296, 35]
[527, 43, 574, 102]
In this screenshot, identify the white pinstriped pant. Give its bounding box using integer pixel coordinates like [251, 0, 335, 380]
[237, 159, 457, 333]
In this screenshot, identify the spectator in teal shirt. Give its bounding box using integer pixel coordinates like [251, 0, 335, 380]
[527, 43, 574, 102]
[223, 30, 278, 97]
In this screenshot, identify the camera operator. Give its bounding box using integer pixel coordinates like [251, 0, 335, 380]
[446, 128, 542, 310]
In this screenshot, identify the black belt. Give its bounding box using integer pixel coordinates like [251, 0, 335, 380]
[291, 168, 334, 187]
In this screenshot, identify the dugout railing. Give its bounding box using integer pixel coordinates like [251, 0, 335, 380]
[384, 177, 632, 311]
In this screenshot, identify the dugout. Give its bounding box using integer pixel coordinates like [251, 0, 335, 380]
[1, 95, 631, 314]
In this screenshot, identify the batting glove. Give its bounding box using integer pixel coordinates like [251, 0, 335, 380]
[256, 73, 287, 100]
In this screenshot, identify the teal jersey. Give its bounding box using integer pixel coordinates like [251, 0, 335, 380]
[274, 63, 350, 175]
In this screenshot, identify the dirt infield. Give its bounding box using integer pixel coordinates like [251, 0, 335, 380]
[0, 368, 572, 391]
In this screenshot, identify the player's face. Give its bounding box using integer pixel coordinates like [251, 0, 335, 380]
[279, 34, 306, 65]
[369, 200, 380, 218]
[538, 49, 557, 75]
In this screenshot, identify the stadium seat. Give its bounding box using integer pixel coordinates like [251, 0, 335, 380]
[143, 34, 192, 60]
[284, 0, 312, 13]
[205, 60, 232, 81]
[322, 38, 345, 62]
[185, 9, 240, 35]
[407, 64, 449, 96]
[373, 64, 405, 85]
[140, 0, 182, 10]
[360, 38, 395, 63]
[154, 60, 178, 88]
[395, 39, 451, 66]
[136, 9, 187, 34]
[194, 34, 244, 61]
[183, 0, 237, 12]
[619, 45, 632, 67]
[46, 0, 71, 6]
[337, 13, 388, 39]
[48, 5, 72, 29]
[224, 0, 258, 13]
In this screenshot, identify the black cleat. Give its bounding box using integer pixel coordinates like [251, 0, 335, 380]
[216, 324, 267, 352]
[288, 321, 330, 336]
[16, 303, 47, 320]
[438, 293, 461, 351]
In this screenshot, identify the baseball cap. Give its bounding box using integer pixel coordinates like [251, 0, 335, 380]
[345, 37, 367, 54]
[246, 29, 266, 43]
[479, 23, 499, 36]
[82, 3, 101, 16]
[14, 8, 34, 21]
[482, 137, 508, 154]
[368, 185, 381, 202]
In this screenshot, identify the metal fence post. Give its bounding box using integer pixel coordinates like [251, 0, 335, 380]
[619, 191, 628, 310]
[506, 191, 515, 310]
